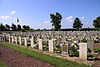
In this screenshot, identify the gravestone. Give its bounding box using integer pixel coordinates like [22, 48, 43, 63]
[9, 36, 11, 42]
[49, 39, 54, 53]
[24, 37, 27, 47]
[87, 40, 94, 53]
[39, 39, 43, 51]
[31, 36, 34, 48]
[60, 41, 69, 56]
[79, 43, 87, 60]
[11, 36, 14, 43]
[19, 36, 22, 45]
[15, 37, 18, 44]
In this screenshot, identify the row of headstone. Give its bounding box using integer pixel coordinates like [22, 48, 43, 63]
[6, 31, 100, 43]
[8, 35, 54, 53]
[0, 31, 97, 60]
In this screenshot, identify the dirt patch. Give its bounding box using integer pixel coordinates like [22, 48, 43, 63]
[0, 45, 55, 67]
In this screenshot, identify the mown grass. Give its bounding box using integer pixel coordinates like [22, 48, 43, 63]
[0, 61, 7, 67]
[0, 42, 90, 67]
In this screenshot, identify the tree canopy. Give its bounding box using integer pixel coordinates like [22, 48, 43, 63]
[17, 24, 21, 31]
[0, 23, 31, 31]
[50, 12, 62, 31]
[23, 25, 30, 30]
[93, 16, 100, 28]
[73, 18, 83, 29]
[5, 24, 10, 31]
[0, 23, 6, 31]
[11, 23, 17, 31]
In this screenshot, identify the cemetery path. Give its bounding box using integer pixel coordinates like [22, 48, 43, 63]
[0, 45, 55, 67]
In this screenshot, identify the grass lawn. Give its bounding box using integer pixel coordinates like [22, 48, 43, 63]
[0, 42, 90, 67]
[0, 61, 7, 67]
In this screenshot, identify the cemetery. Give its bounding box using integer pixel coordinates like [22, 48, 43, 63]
[0, 0, 100, 66]
[0, 31, 100, 67]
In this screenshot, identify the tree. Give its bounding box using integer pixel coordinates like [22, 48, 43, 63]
[26, 25, 30, 30]
[93, 16, 100, 28]
[11, 23, 17, 31]
[23, 25, 27, 30]
[23, 25, 30, 30]
[17, 24, 21, 31]
[5, 24, 10, 31]
[0, 23, 6, 31]
[50, 12, 62, 31]
[73, 18, 83, 29]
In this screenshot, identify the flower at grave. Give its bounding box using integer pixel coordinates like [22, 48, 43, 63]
[68, 39, 71, 41]
[33, 45, 36, 47]
[60, 43, 62, 47]
[72, 38, 74, 39]
[71, 43, 74, 46]
[74, 41, 78, 44]
[57, 51, 60, 53]
[77, 49, 79, 52]
[74, 45, 77, 48]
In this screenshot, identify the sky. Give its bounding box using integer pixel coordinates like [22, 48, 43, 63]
[0, 0, 100, 29]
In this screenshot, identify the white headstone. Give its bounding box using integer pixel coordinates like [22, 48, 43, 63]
[31, 36, 34, 48]
[11, 36, 14, 43]
[9, 36, 11, 42]
[39, 39, 43, 51]
[24, 37, 27, 47]
[15, 37, 17, 44]
[19, 36, 22, 45]
[79, 43, 87, 60]
[49, 39, 54, 53]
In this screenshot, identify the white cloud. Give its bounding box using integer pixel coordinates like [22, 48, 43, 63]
[9, 10, 16, 15]
[81, 17, 85, 19]
[0, 16, 12, 19]
[44, 20, 50, 24]
[66, 16, 74, 22]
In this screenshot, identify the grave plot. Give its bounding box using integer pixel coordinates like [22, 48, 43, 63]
[0, 31, 100, 66]
[60, 41, 69, 56]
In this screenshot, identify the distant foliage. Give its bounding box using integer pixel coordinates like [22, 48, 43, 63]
[0, 23, 6, 31]
[0, 23, 31, 31]
[73, 18, 83, 29]
[17, 24, 21, 31]
[5, 24, 10, 31]
[50, 12, 62, 31]
[11, 23, 17, 31]
[93, 16, 100, 28]
[23, 25, 30, 30]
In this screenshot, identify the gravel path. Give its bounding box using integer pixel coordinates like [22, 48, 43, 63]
[0, 45, 55, 67]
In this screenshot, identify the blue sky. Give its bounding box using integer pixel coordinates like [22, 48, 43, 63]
[0, 0, 100, 29]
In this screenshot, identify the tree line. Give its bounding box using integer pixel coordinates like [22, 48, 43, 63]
[0, 23, 30, 31]
[50, 12, 100, 31]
